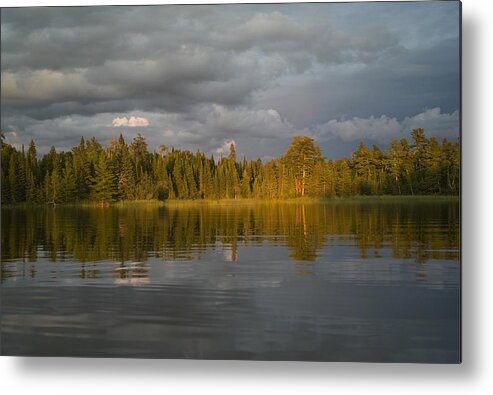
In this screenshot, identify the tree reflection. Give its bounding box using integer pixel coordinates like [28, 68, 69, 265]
[1, 201, 459, 282]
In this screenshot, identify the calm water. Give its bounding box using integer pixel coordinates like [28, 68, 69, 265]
[0, 200, 460, 362]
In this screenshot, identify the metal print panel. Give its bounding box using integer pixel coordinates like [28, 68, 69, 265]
[0, 1, 461, 362]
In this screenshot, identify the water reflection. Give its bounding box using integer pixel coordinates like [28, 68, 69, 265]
[1, 201, 459, 283]
[0, 201, 460, 361]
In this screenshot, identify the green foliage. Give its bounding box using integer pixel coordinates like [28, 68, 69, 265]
[283, 136, 323, 197]
[61, 161, 77, 203]
[91, 154, 117, 203]
[0, 129, 460, 206]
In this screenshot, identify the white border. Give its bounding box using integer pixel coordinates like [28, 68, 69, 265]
[2, 0, 492, 394]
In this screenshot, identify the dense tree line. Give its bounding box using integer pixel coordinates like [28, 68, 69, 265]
[0, 128, 459, 205]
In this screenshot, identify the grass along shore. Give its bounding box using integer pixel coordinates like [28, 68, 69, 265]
[1, 195, 459, 209]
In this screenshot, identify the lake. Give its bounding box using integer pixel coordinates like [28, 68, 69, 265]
[0, 200, 460, 362]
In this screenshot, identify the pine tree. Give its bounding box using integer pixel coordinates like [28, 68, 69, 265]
[25, 170, 36, 203]
[49, 158, 62, 203]
[227, 143, 240, 198]
[372, 145, 385, 195]
[411, 128, 427, 192]
[72, 137, 92, 200]
[387, 140, 404, 195]
[324, 161, 337, 197]
[240, 167, 251, 198]
[130, 133, 148, 178]
[442, 138, 460, 194]
[135, 171, 157, 200]
[25, 140, 38, 202]
[91, 155, 117, 204]
[8, 155, 18, 203]
[117, 146, 135, 200]
[172, 158, 188, 199]
[283, 136, 322, 197]
[400, 139, 415, 195]
[62, 162, 77, 202]
[184, 159, 198, 199]
[336, 159, 352, 197]
[18, 146, 27, 201]
[352, 141, 374, 195]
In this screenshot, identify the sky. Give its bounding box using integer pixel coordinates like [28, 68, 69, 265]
[0, 1, 460, 160]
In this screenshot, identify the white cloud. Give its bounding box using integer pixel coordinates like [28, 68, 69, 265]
[216, 140, 236, 156]
[402, 107, 459, 138]
[112, 117, 128, 127]
[2, 128, 20, 149]
[128, 116, 150, 127]
[112, 116, 149, 127]
[315, 108, 459, 143]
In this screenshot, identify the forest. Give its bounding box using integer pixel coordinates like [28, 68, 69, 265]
[0, 128, 459, 205]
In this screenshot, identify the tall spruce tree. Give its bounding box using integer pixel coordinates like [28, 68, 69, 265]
[91, 155, 117, 203]
[62, 162, 77, 202]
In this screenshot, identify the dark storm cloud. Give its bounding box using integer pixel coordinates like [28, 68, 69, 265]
[256, 36, 459, 128]
[0, 2, 460, 157]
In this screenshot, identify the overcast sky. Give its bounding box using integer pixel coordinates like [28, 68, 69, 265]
[1, 1, 460, 159]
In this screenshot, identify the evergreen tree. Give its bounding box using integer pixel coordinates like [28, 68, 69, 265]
[336, 159, 353, 197]
[91, 155, 117, 204]
[25, 140, 38, 202]
[45, 159, 62, 204]
[442, 138, 460, 194]
[117, 143, 135, 200]
[135, 171, 157, 200]
[387, 140, 404, 195]
[411, 128, 427, 192]
[352, 141, 374, 195]
[25, 169, 36, 203]
[8, 155, 18, 203]
[283, 136, 322, 197]
[172, 158, 188, 199]
[72, 137, 92, 200]
[61, 162, 77, 202]
[130, 133, 148, 178]
[240, 166, 251, 198]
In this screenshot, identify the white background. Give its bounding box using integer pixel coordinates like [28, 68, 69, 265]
[0, 0, 490, 393]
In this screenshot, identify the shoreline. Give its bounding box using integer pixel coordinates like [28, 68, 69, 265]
[1, 195, 460, 209]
